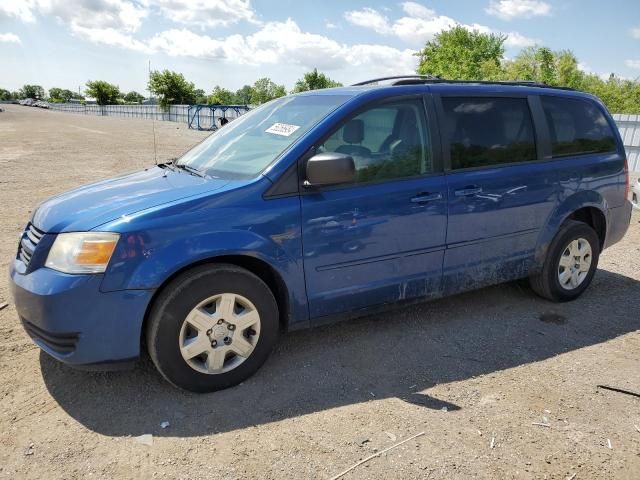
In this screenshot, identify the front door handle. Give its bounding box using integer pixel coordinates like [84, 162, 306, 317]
[454, 186, 483, 197]
[411, 192, 443, 204]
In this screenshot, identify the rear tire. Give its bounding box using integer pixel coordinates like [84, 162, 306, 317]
[146, 264, 279, 393]
[529, 220, 600, 302]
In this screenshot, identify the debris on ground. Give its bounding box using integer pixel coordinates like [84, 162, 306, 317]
[160, 421, 170, 429]
[24, 443, 34, 456]
[532, 422, 551, 428]
[330, 432, 425, 480]
[597, 384, 640, 399]
[0, 302, 8, 311]
[134, 434, 153, 446]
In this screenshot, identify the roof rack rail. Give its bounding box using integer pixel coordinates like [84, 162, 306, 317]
[351, 75, 440, 86]
[352, 76, 576, 91]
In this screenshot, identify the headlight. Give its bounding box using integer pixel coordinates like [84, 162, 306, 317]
[46, 232, 120, 274]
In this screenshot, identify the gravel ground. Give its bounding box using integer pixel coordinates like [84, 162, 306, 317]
[1, 104, 639, 480]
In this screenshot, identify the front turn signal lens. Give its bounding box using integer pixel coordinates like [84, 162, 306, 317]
[46, 232, 120, 274]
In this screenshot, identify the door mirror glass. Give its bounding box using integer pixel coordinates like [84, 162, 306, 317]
[305, 152, 355, 186]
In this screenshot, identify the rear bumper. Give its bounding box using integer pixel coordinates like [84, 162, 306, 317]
[604, 200, 632, 249]
[9, 261, 153, 367]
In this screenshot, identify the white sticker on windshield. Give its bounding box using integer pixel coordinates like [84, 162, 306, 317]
[265, 122, 300, 136]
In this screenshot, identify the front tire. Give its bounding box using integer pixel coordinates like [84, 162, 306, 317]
[529, 220, 600, 302]
[146, 264, 279, 393]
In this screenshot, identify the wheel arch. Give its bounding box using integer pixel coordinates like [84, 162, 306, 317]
[566, 206, 606, 249]
[535, 192, 608, 269]
[141, 254, 292, 350]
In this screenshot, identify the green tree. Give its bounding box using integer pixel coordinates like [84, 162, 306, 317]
[148, 70, 197, 108]
[250, 78, 286, 104]
[208, 86, 235, 105]
[20, 84, 45, 99]
[85, 80, 120, 105]
[123, 91, 145, 104]
[416, 26, 506, 80]
[234, 85, 254, 105]
[193, 88, 207, 104]
[48, 87, 76, 103]
[536, 47, 556, 85]
[0, 88, 12, 101]
[555, 50, 583, 89]
[292, 68, 342, 93]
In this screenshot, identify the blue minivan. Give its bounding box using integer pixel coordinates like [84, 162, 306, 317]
[10, 77, 632, 392]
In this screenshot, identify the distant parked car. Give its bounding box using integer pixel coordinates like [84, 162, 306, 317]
[10, 76, 632, 393]
[633, 177, 640, 210]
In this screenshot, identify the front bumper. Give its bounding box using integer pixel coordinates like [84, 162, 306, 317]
[9, 260, 153, 367]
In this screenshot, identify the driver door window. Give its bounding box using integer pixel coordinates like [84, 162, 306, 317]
[319, 99, 431, 184]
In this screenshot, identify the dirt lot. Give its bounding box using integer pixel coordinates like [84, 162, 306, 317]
[0, 104, 639, 479]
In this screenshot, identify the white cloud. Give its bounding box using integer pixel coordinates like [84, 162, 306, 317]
[51, 0, 148, 33]
[0, 0, 42, 23]
[150, 0, 258, 29]
[625, 59, 640, 69]
[344, 3, 536, 49]
[631, 26, 640, 39]
[325, 22, 337, 29]
[486, 0, 551, 20]
[0, 1, 148, 31]
[344, 7, 393, 35]
[504, 31, 538, 48]
[146, 19, 416, 74]
[401, 2, 436, 19]
[72, 26, 151, 52]
[344, 4, 463, 45]
[0, 32, 22, 44]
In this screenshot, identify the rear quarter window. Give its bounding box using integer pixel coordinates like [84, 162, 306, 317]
[541, 96, 616, 158]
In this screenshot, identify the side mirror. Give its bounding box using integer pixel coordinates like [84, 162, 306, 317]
[305, 152, 355, 187]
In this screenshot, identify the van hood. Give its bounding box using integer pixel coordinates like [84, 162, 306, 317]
[33, 167, 229, 232]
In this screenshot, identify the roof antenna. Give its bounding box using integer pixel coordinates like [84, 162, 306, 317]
[148, 59, 158, 166]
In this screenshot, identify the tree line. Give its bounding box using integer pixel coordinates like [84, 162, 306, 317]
[417, 26, 640, 114]
[0, 68, 342, 108]
[2, 27, 639, 113]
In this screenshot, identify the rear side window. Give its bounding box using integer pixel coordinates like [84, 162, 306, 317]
[441, 97, 537, 170]
[541, 96, 616, 157]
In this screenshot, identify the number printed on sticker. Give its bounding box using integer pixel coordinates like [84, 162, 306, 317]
[265, 123, 300, 137]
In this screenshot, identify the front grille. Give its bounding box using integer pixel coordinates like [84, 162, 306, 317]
[21, 319, 79, 354]
[17, 223, 44, 267]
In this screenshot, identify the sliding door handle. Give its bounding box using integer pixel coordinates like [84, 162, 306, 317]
[454, 186, 483, 197]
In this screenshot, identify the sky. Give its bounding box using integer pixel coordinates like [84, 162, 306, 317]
[1, 0, 639, 95]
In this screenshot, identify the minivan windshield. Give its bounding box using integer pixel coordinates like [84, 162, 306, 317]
[176, 94, 350, 179]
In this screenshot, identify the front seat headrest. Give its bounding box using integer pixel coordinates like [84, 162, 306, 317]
[342, 119, 365, 144]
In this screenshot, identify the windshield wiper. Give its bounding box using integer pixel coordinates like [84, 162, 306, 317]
[174, 163, 207, 178]
[158, 161, 177, 172]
